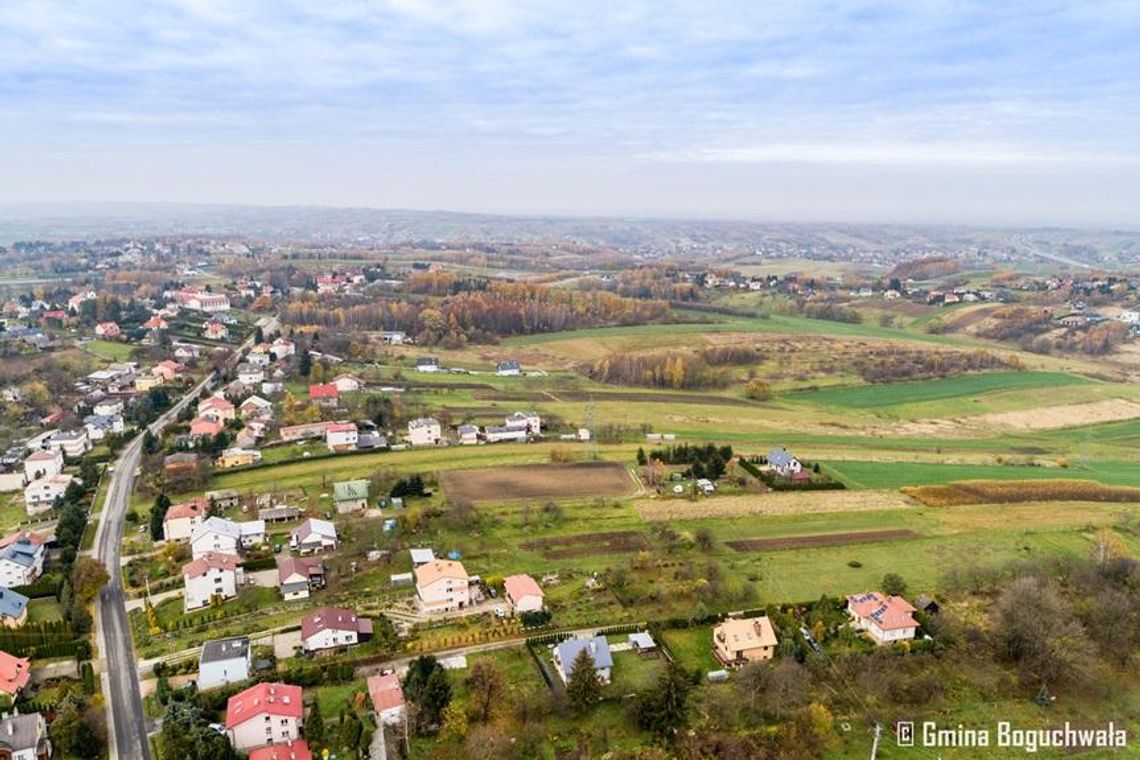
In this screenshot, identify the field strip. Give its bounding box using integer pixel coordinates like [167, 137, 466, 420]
[725, 529, 921, 551]
[888, 398, 1140, 438]
[634, 489, 915, 521]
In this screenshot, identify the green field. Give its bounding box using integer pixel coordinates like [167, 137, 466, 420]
[87, 339, 137, 361]
[790, 371, 1091, 410]
[824, 459, 1140, 490]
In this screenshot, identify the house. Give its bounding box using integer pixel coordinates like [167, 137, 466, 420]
[163, 498, 210, 543]
[92, 397, 124, 417]
[217, 448, 262, 469]
[628, 631, 656, 652]
[300, 606, 372, 652]
[846, 591, 918, 645]
[0, 711, 51, 759]
[236, 364, 264, 385]
[182, 552, 244, 611]
[225, 682, 303, 751]
[48, 429, 90, 459]
[270, 338, 296, 359]
[332, 479, 369, 513]
[190, 516, 265, 558]
[414, 559, 470, 613]
[0, 468, 22, 494]
[407, 417, 442, 446]
[766, 447, 802, 477]
[277, 556, 326, 600]
[0, 532, 45, 588]
[379, 331, 407, 345]
[179, 288, 231, 313]
[484, 424, 528, 444]
[206, 489, 242, 510]
[278, 421, 331, 442]
[496, 360, 521, 376]
[367, 673, 406, 725]
[503, 574, 544, 614]
[173, 344, 201, 361]
[713, 616, 779, 667]
[290, 519, 338, 554]
[24, 474, 75, 515]
[553, 636, 612, 684]
[456, 424, 480, 445]
[915, 593, 940, 616]
[409, 548, 435, 567]
[0, 589, 29, 627]
[189, 417, 224, 439]
[246, 346, 272, 367]
[249, 741, 313, 760]
[163, 452, 199, 478]
[94, 321, 121, 338]
[203, 320, 229, 340]
[83, 413, 124, 442]
[308, 383, 339, 408]
[197, 395, 236, 422]
[0, 650, 30, 699]
[259, 505, 301, 523]
[415, 356, 440, 373]
[239, 395, 273, 420]
[505, 411, 541, 433]
[135, 374, 162, 392]
[152, 360, 184, 382]
[22, 449, 62, 482]
[143, 315, 168, 331]
[331, 374, 364, 392]
[325, 423, 358, 454]
[198, 636, 251, 690]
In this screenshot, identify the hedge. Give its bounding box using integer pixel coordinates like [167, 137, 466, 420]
[12, 575, 63, 600]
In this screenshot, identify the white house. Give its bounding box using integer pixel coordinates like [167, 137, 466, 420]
[198, 636, 251, 691]
[414, 559, 470, 613]
[48, 429, 90, 459]
[300, 606, 372, 652]
[277, 556, 326, 600]
[496, 360, 521, 376]
[367, 673, 406, 725]
[0, 711, 51, 760]
[162, 498, 209, 543]
[503, 574, 544, 614]
[190, 516, 265, 558]
[415, 356, 439, 373]
[331, 374, 364, 392]
[325, 423, 358, 454]
[0, 532, 47, 588]
[22, 449, 62, 482]
[290, 518, 338, 554]
[332, 479, 369, 513]
[553, 636, 612, 684]
[24, 474, 74, 515]
[505, 411, 541, 433]
[407, 417, 442, 446]
[83, 413, 124, 442]
[483, 425, 529, 443]
[225, 682, 303, 751]
[456, 424, 480, 445]
[239, 395, 273, 420]
[846, 591, 918, 645]
[197, 394, 236, 422]
[92, 397, 124, 417]
[183, 552, 244, 612]
[236, 364, 265, 385]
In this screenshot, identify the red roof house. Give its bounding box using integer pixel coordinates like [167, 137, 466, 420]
[0, 651, 30, 696]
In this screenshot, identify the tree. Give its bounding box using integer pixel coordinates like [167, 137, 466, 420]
[881, 572, 908, 596]
[566, 648, 602, 712]
[695, 527, 715, 552]
[337, 711, 363, 753]
[991, 575, 1092, 684]
[150, 492, 172, 540]
[779, 702, 835, 759]
[403, 656, 452, 733]
[744, 378, 772, 401]
[440, 699, 469, 741]
[51, 697, 103, 760]
[1090, 529, 1128, 567]
[72, 558, 110, 605]
[635, 658, 695, 739]
[636, 447, 648, 466]
[464, 660, 505, 723]
[306, 697, 325, 745]
[298, 349, 312, 377]
[160, 701, 237, 760]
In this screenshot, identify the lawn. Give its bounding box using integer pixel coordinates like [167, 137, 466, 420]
[788, 371, 1091, 410]
[87, 339, 137, 361]
[26, 597, 63, 623]
[659, 627, 721, 674]
[607, 649, 664, 696]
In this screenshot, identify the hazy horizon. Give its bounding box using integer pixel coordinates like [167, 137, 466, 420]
[2, 1, 1138, 227]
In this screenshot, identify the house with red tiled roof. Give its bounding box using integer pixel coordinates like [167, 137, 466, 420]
[225, 682, 303, 751]
[367, 673, 405, 725]
[183, 552, 244, 612]
[163, 498, 210, 543]
[197, 394, 235, 422]
[94, 321, 121, 338]
[300, 606, 372, 652]
[0, 650, 30, 698]
[846, 591, 918, 645]
[414, 559, 470, 614]
[249, 740, 313, 760]
[503, 574, 544, 614]
[189, 417, 224, 440]
[308, 383, 339, 408]
[151, 360, 184, 382]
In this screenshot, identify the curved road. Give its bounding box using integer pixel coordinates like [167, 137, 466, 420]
[94, 329, 260, 758]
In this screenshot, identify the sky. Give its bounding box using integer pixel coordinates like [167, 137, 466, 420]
[1, 0, 1138, 227]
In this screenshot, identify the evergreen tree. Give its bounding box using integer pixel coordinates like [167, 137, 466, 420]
[306, 697, 325, 745]
[635, 658, 695, 739]
[566, 648, 601, 712]
[51, 697, 103, 760]
[298, 349, 312, 377]
[150, 492, 172, 540]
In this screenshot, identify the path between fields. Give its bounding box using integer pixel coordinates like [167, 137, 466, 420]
[635, 489, 916, 521]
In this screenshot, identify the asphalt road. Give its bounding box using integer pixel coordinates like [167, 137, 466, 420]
[94, 329, 260, 757]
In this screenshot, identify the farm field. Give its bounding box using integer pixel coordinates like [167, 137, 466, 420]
[438, 461, 637, 503]
[789, 370, 1092, 409]
[822, 458, 1140, 490]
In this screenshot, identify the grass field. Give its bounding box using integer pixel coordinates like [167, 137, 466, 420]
[789, 371, 1091, 409]
[87, 339, 136, 361]
[824, 459, 1140, 490]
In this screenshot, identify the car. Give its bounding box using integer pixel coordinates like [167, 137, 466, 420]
[208, 723, 225, 735]
[493, 606, 506, 618]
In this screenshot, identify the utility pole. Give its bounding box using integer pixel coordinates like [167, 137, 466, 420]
[870, 722, 882, 760]
[584, 398, 598, 460]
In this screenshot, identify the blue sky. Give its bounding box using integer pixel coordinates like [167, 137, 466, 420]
[1, 0, 1138, 225]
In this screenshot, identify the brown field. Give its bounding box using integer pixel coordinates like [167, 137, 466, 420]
[965, 398, 1140, 431]
[635, 489, 915, 521]
[902, 479, 1140, 507]
[439, 461, 636, 502]
[726, 529, 921, 552]
[520, 530, 650, 559]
